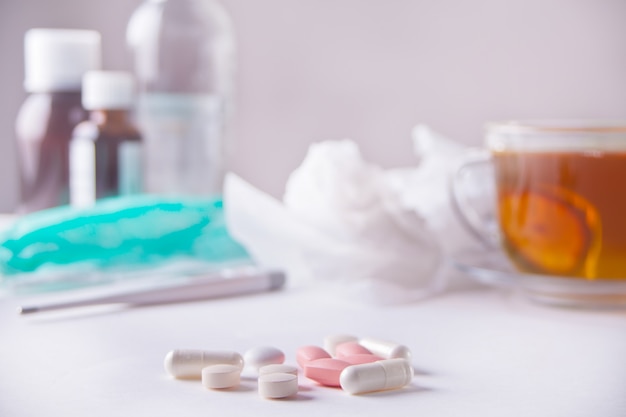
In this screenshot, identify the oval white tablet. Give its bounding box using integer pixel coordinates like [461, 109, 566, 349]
[258, 372, 298, 399]
[202, 364, 241, 389]
[244, 346, 285, 372]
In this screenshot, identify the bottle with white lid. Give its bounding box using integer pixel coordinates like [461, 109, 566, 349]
[15, 28, 101, 213]
[69, 71, 143, 208]
[126, 0, 236, 197]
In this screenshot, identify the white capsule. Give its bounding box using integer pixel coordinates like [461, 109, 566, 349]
[244, 346, 285, 372]
[258, 372, 298, 399]
[324, 334, 358, 356]
[358, 337, 412, 360]
[164, 350, 244, 379]
[340, 358, 414, 395]
[259, 364, 298, 376]
[202, 364, 241, 389]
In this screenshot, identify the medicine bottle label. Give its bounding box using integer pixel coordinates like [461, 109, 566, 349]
[118, 141, 143, 195]
[137, 93, 224, 195]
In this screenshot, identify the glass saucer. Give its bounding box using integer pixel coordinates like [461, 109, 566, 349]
[450, 247, 626, 308]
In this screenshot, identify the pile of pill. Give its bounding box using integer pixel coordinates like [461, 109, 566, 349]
[163, 334, 413, 399]
[164, 346, 296, 398]
[300, 334, 413, 394]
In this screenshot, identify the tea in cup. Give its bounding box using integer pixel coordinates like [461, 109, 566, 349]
[453, 120, 626, 280]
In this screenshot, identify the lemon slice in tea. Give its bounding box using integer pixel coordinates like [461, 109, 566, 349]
[499, 187, 600, 276]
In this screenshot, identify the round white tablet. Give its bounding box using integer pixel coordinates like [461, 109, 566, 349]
[258, 372, 298, 399]
[259, 364, 298, 376]
[201, 364, 241, 389]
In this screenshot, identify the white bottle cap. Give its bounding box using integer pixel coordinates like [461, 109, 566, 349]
[24, 28, 102, 93]
[82, 71, 136, 110]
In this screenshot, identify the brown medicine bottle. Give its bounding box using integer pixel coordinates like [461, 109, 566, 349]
[69, 71, 143, 208]
[15, 28, 102, 213]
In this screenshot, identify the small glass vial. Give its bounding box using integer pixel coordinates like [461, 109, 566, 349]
[69, 71, 143, 208]
[15, 28, 101, 213]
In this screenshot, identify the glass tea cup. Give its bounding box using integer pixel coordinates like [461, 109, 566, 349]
[452, 120, 626, 288]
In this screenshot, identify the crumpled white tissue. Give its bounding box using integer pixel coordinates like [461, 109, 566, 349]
[224, 125, 482, 304]
[387, 125, 488, 257]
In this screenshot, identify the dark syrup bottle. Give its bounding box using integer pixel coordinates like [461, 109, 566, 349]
[15, 28, 101, 213]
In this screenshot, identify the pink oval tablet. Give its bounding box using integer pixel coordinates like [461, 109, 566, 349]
[296, 346, 331, 368]
[335, 341, 372, 358]
[303, 358, 350, 387]
[341, 354, 383, 365]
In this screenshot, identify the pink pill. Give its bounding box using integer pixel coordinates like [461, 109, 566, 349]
[335, 341, 372, 358]
[341, 354, 383, 365]
[296, 345, 331, 368]
[303, 358, 350, 387]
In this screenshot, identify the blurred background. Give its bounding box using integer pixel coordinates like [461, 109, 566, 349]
[0, 0, 625, 213]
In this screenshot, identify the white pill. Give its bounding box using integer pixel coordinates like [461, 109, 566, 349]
[359, 338, 412, 360]
[259, 364, 298, 376]
[324, 334, 358, 356]
[202, 364, 241, 389]
[164, 350, 244, 379]
[258, 372, 298, 399]
[244, 346, 285, 371]
[340, 358, 414, 395]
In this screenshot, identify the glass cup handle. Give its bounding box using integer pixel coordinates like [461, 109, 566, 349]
[450, 152, 501, 249]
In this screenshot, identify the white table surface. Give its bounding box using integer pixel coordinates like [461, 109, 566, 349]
[1, 276, 625, 417]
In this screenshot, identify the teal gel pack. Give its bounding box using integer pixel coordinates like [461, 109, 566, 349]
[0, 196, 250, 280]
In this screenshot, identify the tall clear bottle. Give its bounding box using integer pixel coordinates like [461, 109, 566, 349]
[15, 29, 102, 213]
[126, 0, 236, 197]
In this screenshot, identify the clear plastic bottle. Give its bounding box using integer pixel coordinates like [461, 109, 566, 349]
[126, 0, 236, 197]
[69, 71, 143, 208]
[15, 28, 102, 213]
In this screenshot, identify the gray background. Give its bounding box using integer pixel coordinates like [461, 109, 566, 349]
[1, 0, 625, 212]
